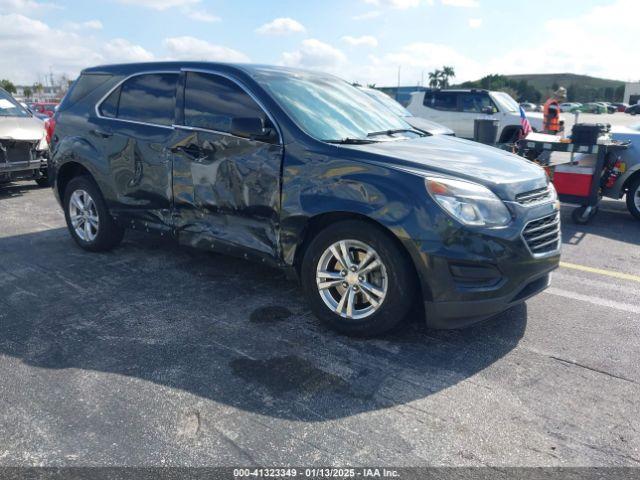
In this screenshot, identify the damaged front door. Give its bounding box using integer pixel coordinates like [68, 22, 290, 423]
[170, 71, 283, 261]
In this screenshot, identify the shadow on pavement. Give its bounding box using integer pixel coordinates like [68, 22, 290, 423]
[561, 200, 640, 247]
[0, 182, 43, 200]
[0, 226, 527, 421]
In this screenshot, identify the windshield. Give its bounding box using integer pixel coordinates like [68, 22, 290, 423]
[0, 90, 30, 118]
[257, 72, 414, 142]
[492, 92, 520, 113]
[361, 88, 411, 117]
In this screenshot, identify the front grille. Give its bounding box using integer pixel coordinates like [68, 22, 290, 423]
[523, 212, 560, 255]
[515, 186, 552, 206]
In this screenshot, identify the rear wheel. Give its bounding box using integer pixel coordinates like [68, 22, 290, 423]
[626, 176, 640, 220]
[63, 176, 124, 251]
[301, 220, 416, 336]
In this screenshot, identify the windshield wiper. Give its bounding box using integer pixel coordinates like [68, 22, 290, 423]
[367, 128, 425, 138]
[324, 137, 379, 144]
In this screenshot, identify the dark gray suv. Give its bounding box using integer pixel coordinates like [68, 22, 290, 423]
[49, 62, 560, 336]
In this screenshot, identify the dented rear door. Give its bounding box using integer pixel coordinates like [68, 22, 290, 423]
[170, 70, 283, 260]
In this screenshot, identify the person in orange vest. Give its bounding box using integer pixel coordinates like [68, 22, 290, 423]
[543, 87, 567, 134]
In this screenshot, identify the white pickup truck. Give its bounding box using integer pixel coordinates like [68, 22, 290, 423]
[406, 89, 544, 142]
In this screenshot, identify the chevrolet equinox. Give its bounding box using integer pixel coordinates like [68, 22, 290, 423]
[49, 62, 561, 336]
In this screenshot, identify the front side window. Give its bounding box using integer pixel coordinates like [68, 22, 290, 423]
[184, 72, 269, 135]
[424, 92, 458, 111]
[100, 73, 178, 126]
[256, 72, 412, 142]
[460, 93, 495, 113]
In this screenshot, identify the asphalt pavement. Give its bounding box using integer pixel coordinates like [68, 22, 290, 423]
[0, 181, 639, 467]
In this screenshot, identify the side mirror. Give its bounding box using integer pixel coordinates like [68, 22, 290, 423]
[230, 117, 278, 143]
[482, 106, 496, 115]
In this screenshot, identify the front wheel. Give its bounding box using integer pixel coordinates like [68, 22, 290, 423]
[301, 220, 417, 336]
[63, 176, 124, 252]
[626, 177, 640, 220]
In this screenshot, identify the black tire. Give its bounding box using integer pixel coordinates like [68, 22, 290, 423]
[301, 220, 417, 336]
[63, 176, 124, 252]
[571, 205, 598, 224]
[625, 176, 640, 220]
[35, 175, 49, 188]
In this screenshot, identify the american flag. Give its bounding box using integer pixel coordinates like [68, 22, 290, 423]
[519, 106, 533, 138]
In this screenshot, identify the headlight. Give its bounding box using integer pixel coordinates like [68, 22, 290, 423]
[425, 177, 511, 227]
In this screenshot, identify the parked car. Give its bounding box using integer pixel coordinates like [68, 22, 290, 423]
[520, 102, 538, 112]
[595, 102, 617, 114]
[406, 89, 544, 142]
[31, 102, 58, 118]
[560, 102, 581, 112]
[611, 102, 629, 112]
[571, 103, 606, 114]
[626, 104, 640, 115]
[0, 87, 49, 186]
[49, 62, 560, 336]
[358, 86, 454, 136]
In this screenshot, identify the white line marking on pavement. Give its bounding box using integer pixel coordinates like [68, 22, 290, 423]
[545, 287, 640, 314]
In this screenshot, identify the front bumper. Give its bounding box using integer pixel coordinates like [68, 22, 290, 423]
[409, 200, 560, 329]
[0, 139, 47, 180]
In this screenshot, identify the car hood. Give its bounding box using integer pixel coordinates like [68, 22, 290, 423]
[404, 116, 455, 136]
[0, 116, 45, 142]
[344, 135, 548, 200]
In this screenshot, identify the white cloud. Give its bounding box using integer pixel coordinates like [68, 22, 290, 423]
[163, 36, 250, 62]
[281, 39, 347, 71]
[353, 10, 382, 20]
[0, 13, 153, 84]
[115, 0, 218, 22]
[363, 0, 423, 8]
[468, 18, 482, 28]
[115, 0, 198, 9]
[486, 0, 640, 81]
[441, 0, 479, 6]
[342, 35, 378, 48]
[256, 17, 306, 35]
[0, 0, 61, 14]
[103, 38, 154, 62]
[184, 9, 220, 22]
[66, 19, 103, 30]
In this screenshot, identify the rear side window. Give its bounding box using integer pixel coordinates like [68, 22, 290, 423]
[184, 72, 269, 134]
[423, 91, 458, 111]
[100, 73, 178, 126]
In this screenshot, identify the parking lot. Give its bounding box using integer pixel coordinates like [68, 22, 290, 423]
[1, 179, 639, 467]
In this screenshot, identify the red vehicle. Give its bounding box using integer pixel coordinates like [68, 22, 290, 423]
[31, 102, 58, 117]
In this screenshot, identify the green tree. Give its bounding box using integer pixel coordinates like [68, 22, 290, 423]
[0, 79, 16, 94]
[441, 66, 455, 88]
[428, 69, 441, 88]
[23, 87, 32, 99]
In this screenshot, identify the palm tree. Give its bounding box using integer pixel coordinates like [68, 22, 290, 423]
[441, 66, 455, 88]
[428, 69, 441, 88]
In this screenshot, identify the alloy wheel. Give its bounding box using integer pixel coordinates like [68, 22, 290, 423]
[316, 239, 388, 320]
[68, 189, 99, 242]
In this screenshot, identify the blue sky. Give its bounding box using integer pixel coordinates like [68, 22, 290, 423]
[0, 0, 637, 85]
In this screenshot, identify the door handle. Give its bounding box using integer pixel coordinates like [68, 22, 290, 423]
[91, 128, 113, 139]
[170, 144, 205, 158]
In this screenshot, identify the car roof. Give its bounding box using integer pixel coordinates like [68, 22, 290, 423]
[81, 61, 336, 80]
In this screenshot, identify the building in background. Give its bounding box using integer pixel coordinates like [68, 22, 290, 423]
[14, 84, 66, 102]
[624, 82, 640, 105]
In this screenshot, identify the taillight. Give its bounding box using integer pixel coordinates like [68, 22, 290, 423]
[45, 118, 56, 144]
